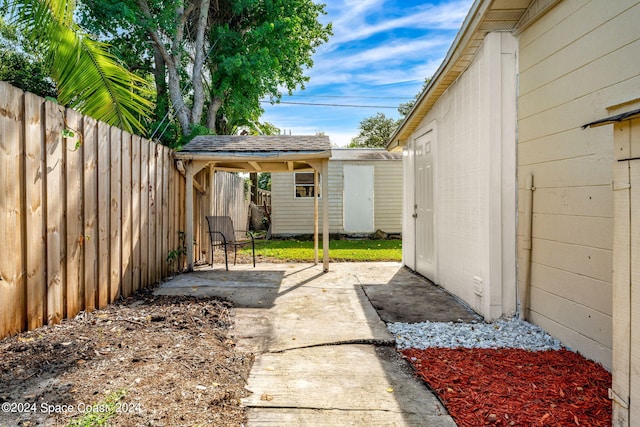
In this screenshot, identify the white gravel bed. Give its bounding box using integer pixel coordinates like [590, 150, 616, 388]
[388, 317, 563, 351]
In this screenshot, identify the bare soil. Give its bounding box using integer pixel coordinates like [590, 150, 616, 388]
[0, 287, 253, 427]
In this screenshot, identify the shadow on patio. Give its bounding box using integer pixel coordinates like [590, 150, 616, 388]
[155, 262, 474, 425]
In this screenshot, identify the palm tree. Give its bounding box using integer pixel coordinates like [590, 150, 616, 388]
[6, 0, 153, 134]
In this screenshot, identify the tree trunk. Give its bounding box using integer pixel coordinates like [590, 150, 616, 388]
[250, 173, 258, 204]
[166, 64, 191, 135]
[139, 0, 191, 135]
[152, 47, 168, 119]
[206, 96, 223, 133]
[190, 0, 210, 126]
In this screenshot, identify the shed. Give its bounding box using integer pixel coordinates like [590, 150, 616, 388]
[174, 135, 332, 271]
[270, 148, 402, 236]
[388, 0, 640, 393]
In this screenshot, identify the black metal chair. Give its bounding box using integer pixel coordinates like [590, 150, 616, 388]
[206, 216, 255, 270]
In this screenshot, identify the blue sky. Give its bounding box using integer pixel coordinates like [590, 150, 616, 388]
[260, 0, 474, 146]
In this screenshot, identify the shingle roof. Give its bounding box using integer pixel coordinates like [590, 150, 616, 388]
[179, 135, 331, 153]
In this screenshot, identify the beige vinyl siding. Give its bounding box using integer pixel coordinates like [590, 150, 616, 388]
[271, 171, 330, 235]
[373, 160, 402, 233]
[516, 0, 640, 369]
[271, 159, 402, 235]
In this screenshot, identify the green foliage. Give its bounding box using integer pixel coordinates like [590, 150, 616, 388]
[66, 390, 127, 427]
[347, 113, 401, 148]
[240, 239, 402, 262]
[0, 17, 57, 97]
[207, 0, 332, 134]
[78, 0, 331, 142]
[397, 77, 432, 117]
[258, 172, 271, 191]
[5, 0, 153, 134]
[166, 231, 187, 274]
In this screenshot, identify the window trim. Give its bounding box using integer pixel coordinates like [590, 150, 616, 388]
[294, 172, 321, 198]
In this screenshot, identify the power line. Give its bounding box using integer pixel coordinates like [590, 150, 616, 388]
[283, 94, 414, 100]
[260, 100, 400, 109]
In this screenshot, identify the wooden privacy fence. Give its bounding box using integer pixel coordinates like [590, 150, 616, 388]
[192, 170, 249, 263]
[0, 82, 192, 339]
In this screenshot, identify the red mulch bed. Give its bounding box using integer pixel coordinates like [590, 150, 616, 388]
[401, 348, 611, 426]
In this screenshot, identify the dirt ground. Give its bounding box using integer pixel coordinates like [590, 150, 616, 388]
[0, 287, 254, 427]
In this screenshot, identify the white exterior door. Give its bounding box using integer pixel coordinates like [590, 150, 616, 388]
[415, 131, 435, 279]
[403, 145, 416, 270]
[343, 165, 374, 233]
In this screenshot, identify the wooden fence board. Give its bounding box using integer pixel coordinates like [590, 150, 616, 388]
[170, 169, 182, 269]
[140, 139, 149, 288]
[155, 145, 163, 280]
[131, 135, 141, 292]
[83, 116, 98, 312]
[64, 108, 83, 318]
[45, 101, 65, 324]
[167, 156, 178, 274]
[24, 92, 46, 329]
[0, 82, 26, 337]
[148, 143, 157, 285]
[162, 147, 170, 276]
[121, 131, 132, 297]
[97, 122, 110, 307]
[176, 170, 182, 265]
[109, 127, 122, 302]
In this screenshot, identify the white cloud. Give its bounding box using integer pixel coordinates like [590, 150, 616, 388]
[260, 0, 473, 142]
[303, 36, 449, 89]
[326, 0, 471, 47]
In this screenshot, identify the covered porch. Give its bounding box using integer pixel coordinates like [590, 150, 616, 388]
[174, 135, 332, 272]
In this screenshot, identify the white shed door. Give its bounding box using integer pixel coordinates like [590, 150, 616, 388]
[343, 165, 374, 233]
[415, 132, 435, 279]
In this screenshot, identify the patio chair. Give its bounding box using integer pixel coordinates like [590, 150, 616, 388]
[206, 215, 255, 270]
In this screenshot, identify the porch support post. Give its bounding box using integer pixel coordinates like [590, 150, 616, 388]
[322, 159, 329, 272]
[184, 160, 209, 271]
[314, 169, 319, 264]
[185, 161, 195, 271]
[208, 165, 216, 264]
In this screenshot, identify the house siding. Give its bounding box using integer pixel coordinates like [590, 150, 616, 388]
[271, 158, 402, 235]
[374, 161, 403, 232]
[517, 0, 640, 369]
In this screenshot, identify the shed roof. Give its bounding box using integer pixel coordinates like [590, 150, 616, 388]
[387, 0, 539, 150]
[175, 134, 331, 173]
[331, 148, 401, 161]
[180, 134, 331, 153]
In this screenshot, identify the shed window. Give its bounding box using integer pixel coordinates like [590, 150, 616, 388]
[295, 172, 320, 198]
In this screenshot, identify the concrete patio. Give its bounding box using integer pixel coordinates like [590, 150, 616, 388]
[156, 262, 479, 426]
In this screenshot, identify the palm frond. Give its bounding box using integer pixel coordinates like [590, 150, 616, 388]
[9, 0, 153, 134]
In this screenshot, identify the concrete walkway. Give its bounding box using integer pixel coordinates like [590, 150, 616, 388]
[156, 262, 469, 426]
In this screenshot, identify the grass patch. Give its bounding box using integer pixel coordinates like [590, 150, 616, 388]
[67, 390, 126, 427]
[240, 239, 402, 262]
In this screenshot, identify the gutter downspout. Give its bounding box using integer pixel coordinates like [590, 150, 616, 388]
[520, 174, 535, 320]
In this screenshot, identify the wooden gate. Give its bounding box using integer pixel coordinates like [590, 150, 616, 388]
[612, 117, 640, 426]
